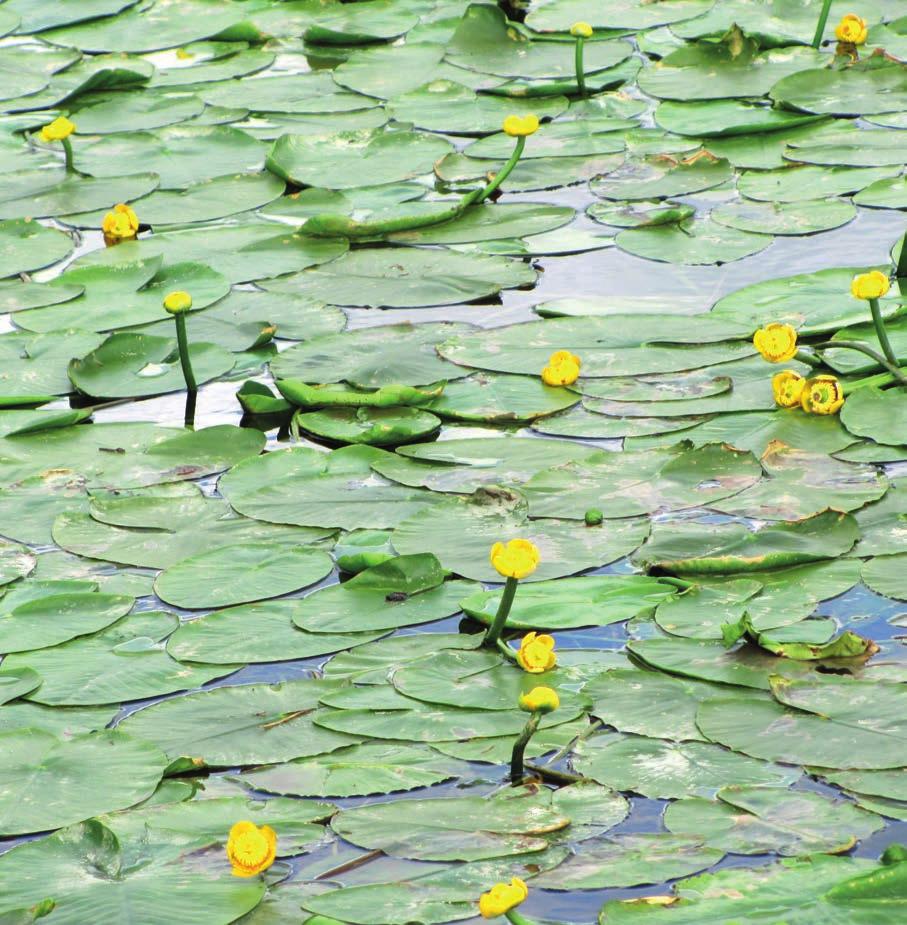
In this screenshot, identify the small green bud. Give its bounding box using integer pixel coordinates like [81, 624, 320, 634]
[584, 508, 603, 526]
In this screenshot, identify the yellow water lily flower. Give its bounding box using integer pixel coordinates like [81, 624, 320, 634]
[163, 290, 192, 314]
[226, 821, 277, 877]
[753, 323, 798, 363]
[503, 114, 539, 137]
[479, 877, 529, 919]
[516, 631, 557, 673]
[541, 349, 581, 386]
[570, 21, 593, 38]
[101, 203, 139, 244]
[800, 375, 845, 415]
[490, 539, 540, 580]
[39, 116, 75, 142]
[850, 270, 890, 300]
[519, 685, 560, 714]
[772, 370, 806, 408]
[835, 13, 868, 43]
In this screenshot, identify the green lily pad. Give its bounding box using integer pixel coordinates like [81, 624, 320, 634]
[68, 332, 235, 398]
[638, 34, 824, 101]
[526, 0, 714, 32]
[41, 0, 251, 51]
[854, 175, 907, 209]
[465, 118, 631, 159]
[153, 543, 332, 610]
[388, 81, 566, 135]
[0, 819, 265, 924]
[737, 164, 899, 202]
[1, 609, 230, 705]
[221, 444, 443, 531]
[460, 574, 676, 630]
[523, 442, 761, 519]
[69, 91, 204, 133]
[267, 247, 536, 309]
[291, 557, 476, 633]
[0, 583, 134, 653]
[575, 732, 799, 798]
[697, 680, 907, 768]
[120, 679, 359, 766]
[447, 5, 633, 79]
[654, 99, 824, 137]
[533, 833, 724, 890]
[386, 203, 575, 245]
[0, 728, 168, 835]
[590, 156, 733, 200]
[268, 322, 472, 388]
[841, 387, 907, 445]
[295, 406, 441, 446]
[332, 42, 447, 98]
[267, 126, 452, 189]
[634, 509, 859, 574]
[618, 215, 771, 264]
[711, 197, 855, 235]
[53, 490, 325, 569]
[665, 786, 883, 855]
[393, 487, 650, 581]
[242, 742, 469, 798]
[331, 784, 570, 861]
[0, 219, 73, 278]
[0, 541, 35, 587]
[771, 60, 907, 116]
[14, 254, 229, 334]
[0, 667, 41, 706]
[0, 170, 159, 221]
[863, 553, 907, 601]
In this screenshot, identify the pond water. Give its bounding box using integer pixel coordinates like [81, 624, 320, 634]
[1, 1, 907, 923]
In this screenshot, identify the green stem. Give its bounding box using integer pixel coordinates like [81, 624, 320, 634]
[812, 0, 834, 47]
[524, 762, 584, 784]
[510, 712, 540, 782]
[542, 718, 603, 765]
[815, 340, 907, 384]
[575, 36, 586, 97]
[61, 137, 74, 173]
[506, 911, 536, 925]
[869, 297, 900, 369]
[173, 313, 197, 392]
[843, 371, 896, 395]
[496, 638, 518, 662]
[897, 232, 907, 279]
[473, 135, 525, 204]
[484, 576, 519, 647]
[657, 577, 694, 590]
[794, 349, 823, 368]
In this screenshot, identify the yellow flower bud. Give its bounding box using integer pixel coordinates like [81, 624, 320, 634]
[226, 821, 277, 877]
[479, 878, 528, 919]
[101, 203, 139, 245]
[503, 114, 539, 137]
[850, 269, 890, 300]
[39, 116, 75, 143]
[163, 290, 193, 314]
[753, 323, 798, 363]
[541, 349, 581, 386]
[835, 13, 868, 44]
[519, 685, 560, 714]
[489, 539, 540, 580]
[772, 370, 805, 409]
[570, 21, 593, 38]
[516, 631, 557, 673]
[800, 375, 845, 415]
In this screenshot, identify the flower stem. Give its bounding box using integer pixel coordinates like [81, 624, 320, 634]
[812, 0, 834, 47]
[506, 911, 536, 925]
[897, 232, 907, 279]
[484, 576, 518, 647]
[173, 312, 197, 393]
[474, 136, 525, 204]
[61, 137, 74, 173]
[794, 349, 823, 368]
[496, 637, 518, 662]
[816, 340, 907, 384]
[510, 712, 540, 782]
[842, 371, 896, 395]
[869, 297, 900, 369]
[575, 36, 586, 96]
[524, 762, 584, 784]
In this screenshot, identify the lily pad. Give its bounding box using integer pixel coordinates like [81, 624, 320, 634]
[771, 60, 907, 116]
[0, 219, 73, 279]
[153, 543, 333, 609]
[841, 387, 907, 445]
[0, 728, 167, 835]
